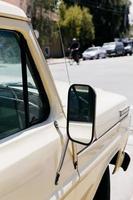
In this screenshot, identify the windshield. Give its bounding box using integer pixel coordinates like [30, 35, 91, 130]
[103, 42, 115, 48]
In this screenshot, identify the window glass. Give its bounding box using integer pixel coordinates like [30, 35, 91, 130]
[0, 31, 22, 83]
[26, 57, 47, 126]
[0, 30, 49, 140]
[0, 31, 25, 139]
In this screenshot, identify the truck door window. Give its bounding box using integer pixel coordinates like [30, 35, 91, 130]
[0, 30, 50, 140]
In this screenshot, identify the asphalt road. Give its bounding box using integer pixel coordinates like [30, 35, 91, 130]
[48, 56, 133, 104]
[48, 56, 133, 200]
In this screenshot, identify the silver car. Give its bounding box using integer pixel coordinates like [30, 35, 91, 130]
[102, 42, 125, 57]
[82, 46, 107, 60]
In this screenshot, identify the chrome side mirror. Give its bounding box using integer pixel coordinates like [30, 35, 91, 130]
[67, 84, 96, 145]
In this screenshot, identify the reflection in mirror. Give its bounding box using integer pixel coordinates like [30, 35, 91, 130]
[67, 84, 96, 145]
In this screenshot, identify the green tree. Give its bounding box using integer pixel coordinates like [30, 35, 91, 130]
[58, 0, 66, 20]
[80, 8, 95, 49]
[63, 0, 130, 44]
[59, 3, 95, 49]
[31, 0, 58, 48]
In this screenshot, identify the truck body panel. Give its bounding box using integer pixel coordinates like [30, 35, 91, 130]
[0, 1, 28, 21]
[0, 2, 130, 200]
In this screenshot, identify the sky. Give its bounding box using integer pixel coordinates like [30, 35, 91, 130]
[129, 0, 133, 24]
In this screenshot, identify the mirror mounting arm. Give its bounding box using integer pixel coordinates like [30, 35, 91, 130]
[55, 138, 69, 185]
[54, 138, 80, 185]
[72, 142, 78, 169]
[54, 121, 80, 185]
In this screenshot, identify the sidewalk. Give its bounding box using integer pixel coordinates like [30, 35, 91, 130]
[46, 57, 67, 65]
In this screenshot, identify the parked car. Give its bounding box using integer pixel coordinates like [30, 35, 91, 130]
[102, 42, 125, 57]
[82, 46, 107, 60]
[123, 41, 133, 56]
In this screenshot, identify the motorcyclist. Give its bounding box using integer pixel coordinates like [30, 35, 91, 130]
[69, 38, 80, 64]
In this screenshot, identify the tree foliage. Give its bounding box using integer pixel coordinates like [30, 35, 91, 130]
[33, 0, 58, 12]
[63, 0, 130, 44]
[80, 8, 95, 48]
[59, 3, 95, 49]
[31, 0, 58, 48]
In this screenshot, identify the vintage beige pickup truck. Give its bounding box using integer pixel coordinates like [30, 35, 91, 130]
[0, 1, 130, 200]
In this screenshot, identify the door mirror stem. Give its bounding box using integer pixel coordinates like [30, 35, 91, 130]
[72, 142, 78, 170]
[55, 138, 69, 185]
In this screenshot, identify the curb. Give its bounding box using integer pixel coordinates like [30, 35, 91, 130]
[47, 58, 68, 65]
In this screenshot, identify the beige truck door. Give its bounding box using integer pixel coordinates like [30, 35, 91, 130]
[0, 29, 79, 200]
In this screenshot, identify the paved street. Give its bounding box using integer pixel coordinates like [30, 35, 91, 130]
[48, 56, 133, 200]
[48, 56, 133, 104]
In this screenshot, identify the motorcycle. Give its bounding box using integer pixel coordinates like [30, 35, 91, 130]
[68, 48, 80, 65]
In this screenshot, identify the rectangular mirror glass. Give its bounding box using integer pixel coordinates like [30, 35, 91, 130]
[67, 84, 96, 145]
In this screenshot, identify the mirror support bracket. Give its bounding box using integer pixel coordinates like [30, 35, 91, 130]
[55, 138, 69, 185]
[72, 142, 78, 169]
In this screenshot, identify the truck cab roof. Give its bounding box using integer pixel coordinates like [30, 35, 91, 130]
[0, 1, 29, 21]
